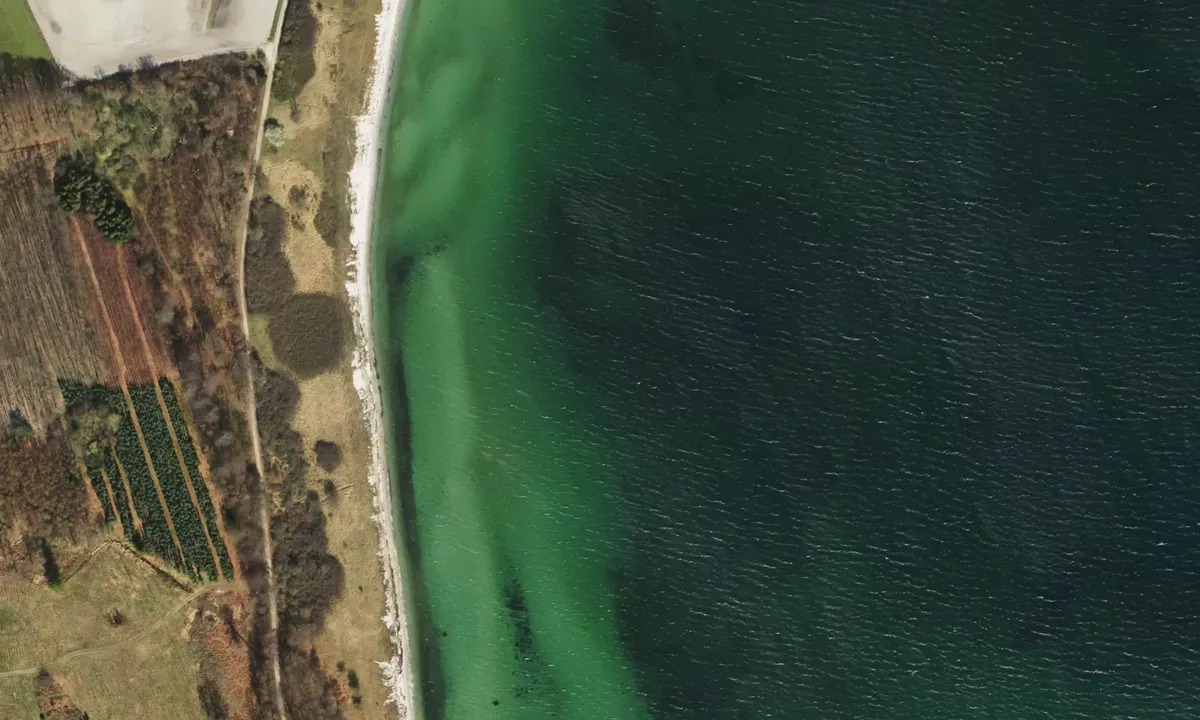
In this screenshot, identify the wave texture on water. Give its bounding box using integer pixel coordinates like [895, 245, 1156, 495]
[375, 0, 1200, 718]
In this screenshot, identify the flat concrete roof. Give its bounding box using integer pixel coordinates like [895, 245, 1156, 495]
[28, 0, 278, 77]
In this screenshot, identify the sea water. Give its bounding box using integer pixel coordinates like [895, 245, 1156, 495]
[374, 1, 1200, 718]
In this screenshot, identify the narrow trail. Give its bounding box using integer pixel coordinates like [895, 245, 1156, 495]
[236, 5, 294, 716]
[71, 217, 189, 567]
[98, 466, 126, 538]
[117, 256, 226, 580]
[75, 459, 105, 524]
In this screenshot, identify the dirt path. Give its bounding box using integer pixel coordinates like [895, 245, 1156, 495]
[237, 5, 292, 716]
[71, 217, 189, 568]
[76, 459, 106, 523]
[98, 466, 126, 538]
[117, 257, 226, 581]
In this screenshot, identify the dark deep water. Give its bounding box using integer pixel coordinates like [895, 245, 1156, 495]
[377, 0, 1200, 717]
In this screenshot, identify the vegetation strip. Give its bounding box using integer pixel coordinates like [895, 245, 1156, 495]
[68, 218, 189, 572]
[80, 459, 115, 525]
[160, 378, 236, 580]
[129, 383, 216, 581]
[108, 438, 140, 534]
[97, 466, 124, 536]
[115, 252, 225, 580]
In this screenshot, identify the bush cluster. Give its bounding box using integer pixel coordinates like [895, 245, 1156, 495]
[54, 156, 134, 245]
[273, 0, 318, 101]
[267, 293, 347, 379]
[245, 195, 295, 312]
[314, 440, 341, 473]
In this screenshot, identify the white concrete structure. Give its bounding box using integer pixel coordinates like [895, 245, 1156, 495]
[28, 0, 279, 77]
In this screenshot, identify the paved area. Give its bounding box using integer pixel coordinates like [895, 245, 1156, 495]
[27, 0, 278, 77]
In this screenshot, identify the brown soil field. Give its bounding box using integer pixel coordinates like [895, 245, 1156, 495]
[0, 152, 111, 433]
[73, 218, 166, 383]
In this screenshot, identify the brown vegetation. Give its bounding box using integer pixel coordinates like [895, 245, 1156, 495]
[0, 51, 280, 715]
[314, 440, 341, 473]
[191, 591, 257, 720]
[273, 491, 344, 643]
[35, 670, 88, 720]
[0, 427, 90, 571]
[0, 56, 262, 433]
[246, 193, 296, 313]
[279, 645, 346, 720]
[267, 293, 348, 379]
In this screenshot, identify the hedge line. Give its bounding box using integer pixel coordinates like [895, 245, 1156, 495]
[100, 445, 136, 533]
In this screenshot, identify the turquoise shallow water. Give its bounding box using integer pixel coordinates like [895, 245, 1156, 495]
[374, 1, 1200, 718]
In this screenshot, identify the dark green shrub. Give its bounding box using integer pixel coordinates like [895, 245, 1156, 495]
[245, 196, 295, 313]
[314, 440, 341, 472]
[272, 0, 318, 101]
[267, 293, 347, 379]
[54, 156, 134, 245]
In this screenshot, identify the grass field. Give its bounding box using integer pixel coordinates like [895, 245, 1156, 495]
[0, 543, 187, 673]
[0, 674, 36, 718]
[0, 0, 49, 59]
[0, 542, 215, 717]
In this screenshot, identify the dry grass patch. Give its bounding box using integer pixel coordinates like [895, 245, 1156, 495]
[295, 370, 392, 716]
[55, 602, 205, 720]
[248, 314, 280, 369]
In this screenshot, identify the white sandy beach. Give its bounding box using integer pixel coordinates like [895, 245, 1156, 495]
[347, 0, 416, 715]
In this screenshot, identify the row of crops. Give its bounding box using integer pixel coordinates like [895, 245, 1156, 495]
[159, 378, 236, 581]
[127, 382, 220, 580]
[60, 378, 233, 582]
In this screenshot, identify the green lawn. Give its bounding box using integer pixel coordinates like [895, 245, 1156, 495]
[0, 0, 50, 59]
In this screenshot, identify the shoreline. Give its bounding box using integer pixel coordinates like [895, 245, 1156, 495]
[345, 0, 415, 714]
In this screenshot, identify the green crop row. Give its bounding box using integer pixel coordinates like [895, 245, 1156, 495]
[111, 389, 180, 568]
[159, 379, 235, 580]
[128, 382, 215, 582]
